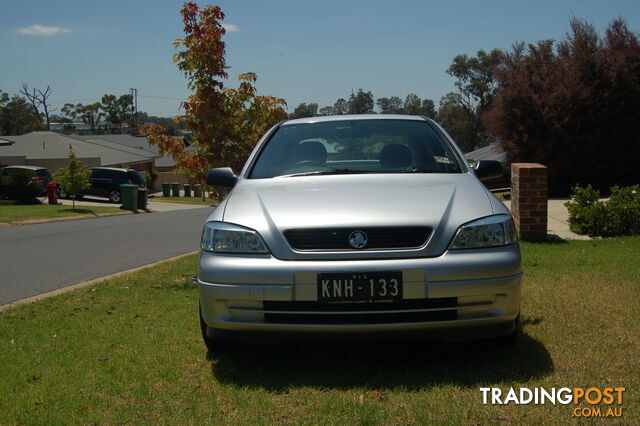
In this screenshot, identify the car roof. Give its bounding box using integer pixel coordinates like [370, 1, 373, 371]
[91, 167, 134, 172]
[283, 114, 429, 126]
[3, 165, 47, 171]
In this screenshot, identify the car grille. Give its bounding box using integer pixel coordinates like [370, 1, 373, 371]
[283, 227, 431, 251]
[262, 298, 457, 324]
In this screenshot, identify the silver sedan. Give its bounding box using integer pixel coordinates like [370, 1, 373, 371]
[198, 115, 521, 349]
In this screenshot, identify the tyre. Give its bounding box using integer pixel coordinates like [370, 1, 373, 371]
[57, 188, 67, 199]
[108, 190, 121, 203]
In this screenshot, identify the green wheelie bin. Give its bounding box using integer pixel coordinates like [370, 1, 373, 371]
[120, 184, 139, 211]
[171, 182, 180, 197]
[162, 182, 171, 197]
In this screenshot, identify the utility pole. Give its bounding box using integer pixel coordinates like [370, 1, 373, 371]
[129, 88, 138, 135]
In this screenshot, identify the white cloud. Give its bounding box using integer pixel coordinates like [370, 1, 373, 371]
[15, 24, 71, 36]
[222, 24, 239, 32]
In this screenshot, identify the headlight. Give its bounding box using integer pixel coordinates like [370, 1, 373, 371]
[201, 222, 270, 254]
[449, 215, 517, 249]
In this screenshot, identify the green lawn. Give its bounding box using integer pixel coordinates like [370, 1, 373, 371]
[0, 237, 638, 424]
[0, 204, 124, 224]
[148, 195, 217, 206]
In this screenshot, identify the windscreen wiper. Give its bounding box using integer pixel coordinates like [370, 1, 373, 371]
[282, 169, 373, 177]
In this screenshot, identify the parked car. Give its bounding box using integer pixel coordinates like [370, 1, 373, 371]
[0, 165, 53, 195]
[66, 167, 146, 203]
[197, 115, 522, 350]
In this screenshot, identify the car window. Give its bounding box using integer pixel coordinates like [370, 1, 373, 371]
[127, 171, 146, 186]
[91, 169, 106, 179]
[36, 169, 51, 179]
[6, 168, 34, 177]
[249, 119, 462, 178]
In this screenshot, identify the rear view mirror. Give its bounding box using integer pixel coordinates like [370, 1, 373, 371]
[206, 167, 237, 187]
[472, 160, 504, 181]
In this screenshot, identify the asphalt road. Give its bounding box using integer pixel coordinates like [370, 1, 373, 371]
[0, 207, 214, 306]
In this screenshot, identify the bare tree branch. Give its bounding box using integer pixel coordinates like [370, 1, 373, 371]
[19, 84, 54, 130]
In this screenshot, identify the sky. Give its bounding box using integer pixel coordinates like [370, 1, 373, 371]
[1, 0, 639, 118]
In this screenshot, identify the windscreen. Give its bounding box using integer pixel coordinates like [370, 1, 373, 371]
[127, 171, 146, 186]
[249, 119, 462, 179]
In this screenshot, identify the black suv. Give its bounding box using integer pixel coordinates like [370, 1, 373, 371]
[0, 165, 53, 195]
[80, 167, 146, 203]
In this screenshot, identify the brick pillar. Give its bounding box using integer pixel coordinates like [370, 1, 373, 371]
[511, 163, 548, 241]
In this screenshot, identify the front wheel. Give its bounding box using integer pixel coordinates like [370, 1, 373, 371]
[57, 188, 67, 199]
[108, 190, 121, 203]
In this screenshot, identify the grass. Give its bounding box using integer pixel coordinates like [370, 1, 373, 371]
[0, 204, 124, 223]
[0, 237, 638, 424]
[148, 195, 217, 206]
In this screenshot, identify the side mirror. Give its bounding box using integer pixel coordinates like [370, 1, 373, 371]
[206, 167, 237, 187]
[472, 160, 504, 181]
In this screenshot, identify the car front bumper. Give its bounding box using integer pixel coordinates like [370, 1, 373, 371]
[198, 244, 522, 342]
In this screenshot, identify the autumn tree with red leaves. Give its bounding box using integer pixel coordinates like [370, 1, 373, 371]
[144, 2, 286, 185]
[485, 18, 640, 195]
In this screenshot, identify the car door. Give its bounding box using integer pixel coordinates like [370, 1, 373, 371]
[86, 169, 107, 196]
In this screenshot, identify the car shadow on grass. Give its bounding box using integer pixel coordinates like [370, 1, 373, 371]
[208, 330, 553, 391]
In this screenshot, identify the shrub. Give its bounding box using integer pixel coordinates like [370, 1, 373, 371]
[565, 184, 640, 236]
[2, 170, 42, 205]
[54, 147, 91, 211]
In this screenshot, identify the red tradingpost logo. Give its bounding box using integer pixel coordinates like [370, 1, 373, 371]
[479, 387, 626, 418]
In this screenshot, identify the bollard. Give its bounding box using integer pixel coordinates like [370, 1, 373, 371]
[47, 182, 59, 205]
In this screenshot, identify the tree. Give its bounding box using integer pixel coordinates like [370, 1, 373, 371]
[348, 89, 374, 114]
[77, 103, 104, 133]
[333, 98, 348, 115]
[420, 98, 436, 118]
[484, 18, 640, 195]
[402, 93, 424, 115]
[445, 49, 503, 149]
[447, 49, 503, 113]
[0, 91, 43, 135]
[224, 73, 287, 170]
[101, 93, 133, 133]
[290, 102, 318, 119]
[437, 92, 478, 152]
[54, 147, 91, 210]
[376, 96, 403, 114]
[144, 3, 287, 189]
[19, 84, 54, 130]
[318, 105, 334, 115]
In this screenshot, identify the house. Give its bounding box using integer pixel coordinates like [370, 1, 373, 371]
[0, 131, 159, 174]
[74, 134, 194, 185]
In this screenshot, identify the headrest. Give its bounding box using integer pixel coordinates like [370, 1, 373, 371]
[380, 144, 411, 168]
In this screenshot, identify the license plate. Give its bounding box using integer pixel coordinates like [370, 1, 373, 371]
[317, 272, 403, 303]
